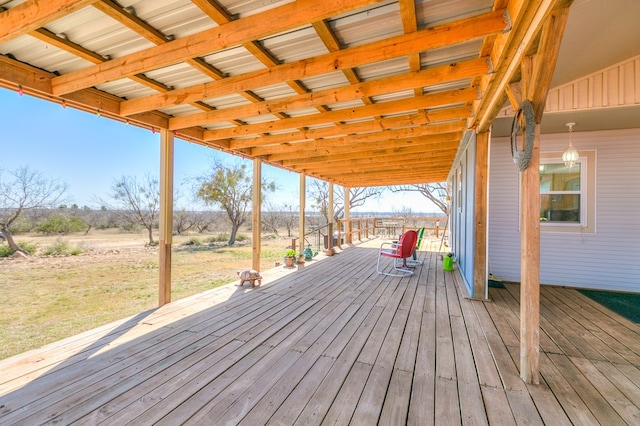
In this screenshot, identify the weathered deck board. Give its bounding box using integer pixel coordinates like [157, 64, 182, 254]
[1, 238, 639, 425]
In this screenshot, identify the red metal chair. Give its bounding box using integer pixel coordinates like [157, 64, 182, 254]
[376, 230, 418, 277]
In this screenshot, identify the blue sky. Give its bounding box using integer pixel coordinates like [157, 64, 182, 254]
[0, 87, 440, 213]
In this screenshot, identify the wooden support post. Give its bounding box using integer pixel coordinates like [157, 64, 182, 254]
[299, 173, 306, 251]
[328, 181, 335, 248]
[328, 181, 334, 227]
[473, 130, 490, 300]
[158, 129, 174, 306]
[252, 158, 261, 271]
[520, 124, 541, 384]
[344, 187, 351, 243]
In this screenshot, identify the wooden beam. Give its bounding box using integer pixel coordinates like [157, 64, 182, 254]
[398, 0, 422, 98]
[312, 19, 366, 99]
[334, 173, 448, 188]
[273, 137, 461, 163]
[252, 158, 261, 271]
[193, 0, 315, 122]
[255, 131, 463, 159]
[30, 28, 106, 63]
[117, 10, 506, 114]
[290, 144, 457, 171]
[300, 160, 455, 180]
[167, 57, 489, 129]
[93, 0, 168, 44]
[473, 130, 489, 300]
[0, 52, 208, 140]
[230, 107, 469, 150]
[473, 0, 567, 132]
[319, 159, 454, 179]
[159, 130, 174, 306]
[527, 6, 571, 121]
[190, 0, 230, 23]
[50, 0, 383, 95]
[0, 0, 99, 44]
[203, 88, 477, 141]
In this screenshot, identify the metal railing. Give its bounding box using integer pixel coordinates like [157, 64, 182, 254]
[290, 222, 334, 254]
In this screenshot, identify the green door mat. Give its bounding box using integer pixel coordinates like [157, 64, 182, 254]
[578, 289, 640, 323]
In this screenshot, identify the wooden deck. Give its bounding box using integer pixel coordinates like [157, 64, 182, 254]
[1, 239, 639, 425]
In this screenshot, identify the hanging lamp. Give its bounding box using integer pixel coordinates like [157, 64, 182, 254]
[562, 122, 579, 168]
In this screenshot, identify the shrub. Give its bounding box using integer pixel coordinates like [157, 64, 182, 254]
[206, 234, 229, 243]
[0, 245, 14, 257]
[35, 215, 87, 235]
[42, 239, 84, 256]
[205, 233, 248, 243]
[183, 237, 202, 246]
[18, 241, 38, 255]
[0, 241, 39, 257]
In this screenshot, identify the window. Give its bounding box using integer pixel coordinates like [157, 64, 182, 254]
[539, 161, 583, 224]
[538, 150, 595, 233]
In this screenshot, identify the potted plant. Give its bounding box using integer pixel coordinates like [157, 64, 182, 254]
[303, 245, 314, 261]
[284, 249, 297, 267]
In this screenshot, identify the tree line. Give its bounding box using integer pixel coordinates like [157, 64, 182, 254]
[1, 160, 448, 256]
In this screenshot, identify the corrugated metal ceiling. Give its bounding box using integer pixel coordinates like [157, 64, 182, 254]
[0, 0, 525, 187]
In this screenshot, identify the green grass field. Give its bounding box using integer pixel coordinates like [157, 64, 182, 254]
[0, 230, 288, 359]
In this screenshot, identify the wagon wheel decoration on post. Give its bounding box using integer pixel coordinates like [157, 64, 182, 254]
[510, 99, 536, 171]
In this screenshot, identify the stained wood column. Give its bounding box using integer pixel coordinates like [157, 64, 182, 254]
[159, 129, 174, 306]
[252, 158, 262, 271]
[473, 130, 489, 300]
[344, 187, 351, 243]
[299, 173, 306, 250]
[328, 182, 334, 249]
[520, 125, 541, 384]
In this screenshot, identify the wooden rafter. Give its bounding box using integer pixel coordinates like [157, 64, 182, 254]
[118, 10, 506, 116]
[50, 0, 382, 95]
[202, 88, 477, 141]
[233, 108, 468, 151]
[0, 0, 100, 44]
[191, 0, 305, 124]
[268, 135, 461, 163]
[168, 57, 488, 130]
[92, 0, 217, 113]
[248, 122, 465, 156]
[471, 0, 574, 132]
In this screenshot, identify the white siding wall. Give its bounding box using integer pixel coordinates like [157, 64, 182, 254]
[488, 128, 640, 292]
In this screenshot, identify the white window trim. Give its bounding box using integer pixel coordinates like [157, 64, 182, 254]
[539, 150, 596, 234]
[540, 157, 587, 227]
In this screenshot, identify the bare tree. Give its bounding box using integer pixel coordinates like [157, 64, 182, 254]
[261, 201, 286, 236]
[279, 203, 299, 237]
[105, 174, 160, 245]
[173, 209, 195, 235]
[390, 183, 449, 215]
[309, 179, 385, 222]
[0, 166, 69, 255]
[192, 210, 216, 233]
[195, 157, 275, 245]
